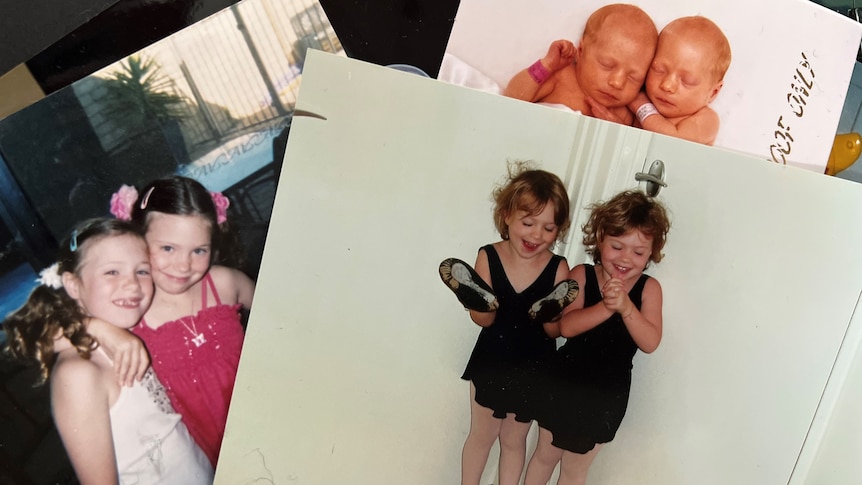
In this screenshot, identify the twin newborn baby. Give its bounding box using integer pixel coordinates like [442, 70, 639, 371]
[504, 4, 731, 146]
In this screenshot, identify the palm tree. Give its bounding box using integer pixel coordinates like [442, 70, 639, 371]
[101, 54, 188, 124]
[101, 54, 191, 166]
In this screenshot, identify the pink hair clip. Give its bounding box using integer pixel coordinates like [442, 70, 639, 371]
[210, 192, 230, 224]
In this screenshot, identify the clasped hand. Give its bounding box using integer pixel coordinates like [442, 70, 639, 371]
[601, 277, 634, 316]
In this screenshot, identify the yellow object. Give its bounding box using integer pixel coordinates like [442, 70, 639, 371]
[826, 132, 862, 175]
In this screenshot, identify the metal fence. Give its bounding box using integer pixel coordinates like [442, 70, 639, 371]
[83, 0, 342, 161]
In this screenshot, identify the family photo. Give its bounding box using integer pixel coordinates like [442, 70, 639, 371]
[439, 0, 862, 173]
[0, 0, 342, 482]
[216, 50, 862, 485]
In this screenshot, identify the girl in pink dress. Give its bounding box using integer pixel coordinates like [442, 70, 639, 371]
[112, 176, 255, 467]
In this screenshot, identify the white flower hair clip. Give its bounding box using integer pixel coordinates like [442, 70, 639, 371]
[37, 263, 63, 289]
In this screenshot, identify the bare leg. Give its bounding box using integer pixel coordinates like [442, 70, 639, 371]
[556, 445, 603, 485]
[497, 417, 532, 485]
[462, 384, 503, 485]
[524, 426, 563, 485]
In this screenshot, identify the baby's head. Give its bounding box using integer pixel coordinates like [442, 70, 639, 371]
[646, 16, 731, 118]
[576, 4, 658, 108]
[493, 161, 571, 243]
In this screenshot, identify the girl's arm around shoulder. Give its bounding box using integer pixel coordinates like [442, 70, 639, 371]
[541, 257, 572, 339]
[86, 317, 149, 387]
[210, 265, 256, 309]
[51, 356, 119, 485]
[468, 248, 496, 328]
[559, 264, 615, 338]
[622, 276, 663, 353]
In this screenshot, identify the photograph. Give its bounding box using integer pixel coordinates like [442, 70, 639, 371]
[215, 50, 862, 484]
[0, 0, 343, 482]
[438, 0, 862, 173]
[3, 1, 862, 484]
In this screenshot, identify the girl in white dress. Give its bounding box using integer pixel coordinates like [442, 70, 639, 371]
[3, 218, 212, 485]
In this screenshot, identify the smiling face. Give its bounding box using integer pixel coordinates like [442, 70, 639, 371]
[504, 201, 560, 260]
[63, 234, 153, 329]
[645, 20, 726, 118]
[145, 212, 213, 295]
[597, 229, 653, 282]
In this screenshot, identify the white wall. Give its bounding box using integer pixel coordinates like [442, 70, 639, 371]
[803, 296, 862, 483]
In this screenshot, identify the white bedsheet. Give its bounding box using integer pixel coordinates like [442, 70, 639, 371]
[438, 53, 578, 115]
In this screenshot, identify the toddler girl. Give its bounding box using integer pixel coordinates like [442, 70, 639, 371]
[524, 190, 670, 485]
[439, 162, 579, 485]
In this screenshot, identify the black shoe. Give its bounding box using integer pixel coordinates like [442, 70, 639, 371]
[439, 258, 499, 312]
[529, 279, 579, 323]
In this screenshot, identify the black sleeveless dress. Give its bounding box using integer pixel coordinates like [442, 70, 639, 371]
[534, 264, 650, 453]
[461, 244, 562, 422]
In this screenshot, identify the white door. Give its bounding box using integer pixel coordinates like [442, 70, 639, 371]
[215, 51, 862, 484]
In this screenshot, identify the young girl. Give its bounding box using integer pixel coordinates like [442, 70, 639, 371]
[524, 190, 671, 485]
[2, 218, 213, 484]
[438, 163, 579, 485]
[97, 175, 255, 467]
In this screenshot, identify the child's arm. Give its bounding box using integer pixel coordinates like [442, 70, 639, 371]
[210, 265, 256, 309]
[602, 276, 663, 353]
[51, 358, 119, 485]
[233, 269, 255, 309]
[541, 258, 572, 339]
[503, 40, 574, 103]
[468, 249, 496, 327]
[559, 265, 615, 338]
[631, 94, 720, 145]
[85, 318, 149, 387]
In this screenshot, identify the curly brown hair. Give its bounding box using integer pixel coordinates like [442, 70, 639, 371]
[492, 161, 571, 242]
[3, 286, 94, 385]
[582, 190, 670, 265]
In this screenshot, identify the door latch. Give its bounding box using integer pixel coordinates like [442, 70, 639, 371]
[635, 160, 667, 197]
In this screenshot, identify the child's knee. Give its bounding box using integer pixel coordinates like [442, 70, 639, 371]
[467, 424, 500, 448]
[498, 432, 527, 452]
[534, 446, 561, 466]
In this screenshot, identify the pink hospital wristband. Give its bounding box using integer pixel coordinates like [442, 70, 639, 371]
[635, 102, 659, 124]
[528, 60, 551, 84]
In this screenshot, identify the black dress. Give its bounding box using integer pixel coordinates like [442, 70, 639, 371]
[534, 264, 649, 453]
[461, 244, 562, 422]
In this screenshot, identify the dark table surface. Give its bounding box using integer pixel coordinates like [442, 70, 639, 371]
[2, 0, 461, 94]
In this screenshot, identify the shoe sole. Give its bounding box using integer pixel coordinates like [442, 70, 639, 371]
[529, 279, 579, 323]
[439, 258, 499, 312]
